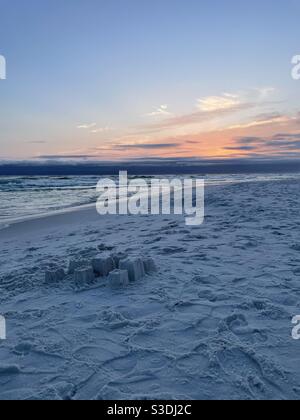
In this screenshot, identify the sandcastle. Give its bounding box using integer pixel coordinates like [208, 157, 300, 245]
[74, 267, 95, 286]
[107, 269, 129, 289]
[92, 254, 116, 277]
[45, 253, 157, 289]
[45, 268, 65, 284]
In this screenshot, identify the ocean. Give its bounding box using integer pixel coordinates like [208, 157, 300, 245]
[0, 173, 299, 225]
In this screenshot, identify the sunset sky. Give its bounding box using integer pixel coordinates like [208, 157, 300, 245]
[0, 0, 300, 161]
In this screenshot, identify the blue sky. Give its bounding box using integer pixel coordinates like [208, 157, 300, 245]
[0, 0, 300, 160]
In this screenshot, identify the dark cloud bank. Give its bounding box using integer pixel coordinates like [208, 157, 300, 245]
[0, 158, 300, 176]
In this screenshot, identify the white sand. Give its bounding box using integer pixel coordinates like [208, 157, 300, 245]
[1, 179, 300, 400]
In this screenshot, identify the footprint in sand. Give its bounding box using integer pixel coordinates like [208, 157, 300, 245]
[220, 313, 269, 345]
[224, 314, 249, 333]
[216, 347, 286, 399]
[104, 349, 171, 375]
[176, 352, 209, 375]
[198, 289, 228, 303]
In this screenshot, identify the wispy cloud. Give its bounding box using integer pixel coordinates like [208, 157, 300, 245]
[226, 112, 288, 130]
[90, 126, 112, 134]
[224, 145, 258, 151]
[145, 105, 173, 117]
[225, 132, 300, 154]
[77, 123, 97, 129]
[255, 86, 277, 99]
[195, 87, 275, 113]
[141, 88, 277, 134]
[196, 93, 240, 112]
[37, 154, 96, 160]
[142, 102, 254, 131]
[114, 142, 180, 150]
[238, 136, 263, 145]
[77, 123, 113, 134]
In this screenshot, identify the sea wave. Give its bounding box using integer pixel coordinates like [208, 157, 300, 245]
[0, 173, 299, 224]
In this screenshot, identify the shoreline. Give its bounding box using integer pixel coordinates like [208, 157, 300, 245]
[0, 201, 96, 231]
[1, 174, 300, 233]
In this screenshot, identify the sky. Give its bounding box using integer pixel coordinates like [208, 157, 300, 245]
[0, 0, 300, 162]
